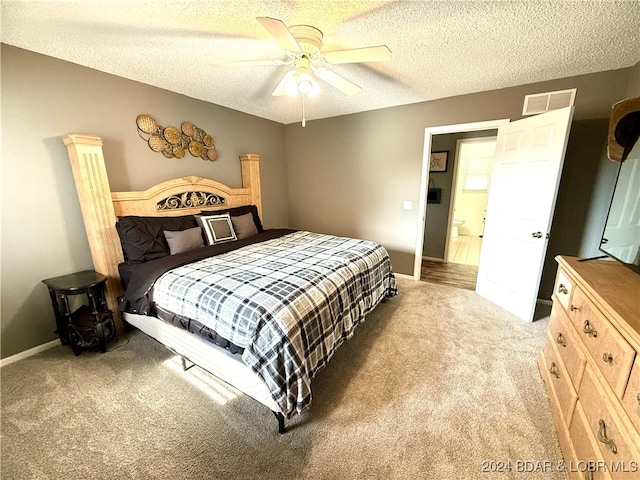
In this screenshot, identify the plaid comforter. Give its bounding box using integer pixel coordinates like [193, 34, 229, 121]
[151, 231, 397, 418]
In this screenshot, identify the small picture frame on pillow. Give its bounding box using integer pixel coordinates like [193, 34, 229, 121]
[196, 213, 237, 245]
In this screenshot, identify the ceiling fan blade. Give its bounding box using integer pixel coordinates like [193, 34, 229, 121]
[323, 45, 391, 64]
[314, 69, 361, 96]
[212, 59, 291, 67]
[272, 70, 296, 96]
[256, 17, 301, 52]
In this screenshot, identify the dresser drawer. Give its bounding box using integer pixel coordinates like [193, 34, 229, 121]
[549, 306, 586, 390]
[546, 256, 640, 480]
[571, 289, 636, 398]
[578, 366, 640, 480]
[542, 334, 578, 424]
[567, 286, 590, 332]
[570, 403, 613, 480]
[554, 267, 575, 313]
[621, 357, 640, 433]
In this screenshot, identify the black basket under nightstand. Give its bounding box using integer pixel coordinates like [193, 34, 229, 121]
[42, 270, 115, 355]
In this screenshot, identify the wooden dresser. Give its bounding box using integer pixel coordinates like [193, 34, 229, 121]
[539, 256, 640, 480]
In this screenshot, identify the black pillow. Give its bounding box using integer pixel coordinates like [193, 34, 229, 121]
[200, 204, 263, 233]
[116, 215, 199, 264]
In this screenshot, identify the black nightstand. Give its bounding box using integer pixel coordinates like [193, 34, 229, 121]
[42, 270, 115, 355]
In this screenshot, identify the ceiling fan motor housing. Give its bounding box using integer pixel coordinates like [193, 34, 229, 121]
[230, 17, 389, 99]
[288, 25, 323, 56]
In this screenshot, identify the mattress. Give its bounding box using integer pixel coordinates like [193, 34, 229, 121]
[124, 311, 278, 411]
[121, 229, 397, 418]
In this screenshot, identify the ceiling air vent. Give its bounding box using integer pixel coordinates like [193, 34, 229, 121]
[522, 88, 576, 116]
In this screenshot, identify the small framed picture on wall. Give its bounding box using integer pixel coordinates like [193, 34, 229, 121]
[430, 151, 448, 172]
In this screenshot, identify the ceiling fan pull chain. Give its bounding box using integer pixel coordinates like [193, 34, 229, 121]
[302, 93, 306, 128]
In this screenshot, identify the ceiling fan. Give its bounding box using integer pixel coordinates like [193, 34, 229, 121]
[213, 17, 391, 124]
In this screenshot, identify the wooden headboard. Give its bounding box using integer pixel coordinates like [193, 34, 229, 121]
[62, 133, 262, 333]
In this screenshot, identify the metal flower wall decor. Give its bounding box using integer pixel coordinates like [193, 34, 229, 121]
[136, 114, 219, 161]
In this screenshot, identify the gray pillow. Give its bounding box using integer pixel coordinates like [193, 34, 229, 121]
[116, 214, 198, 264]
[163, 227, 204, 255]
[231, 212, 259, 240]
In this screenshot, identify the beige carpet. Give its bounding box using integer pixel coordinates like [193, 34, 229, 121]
[1, 278, 566, 480]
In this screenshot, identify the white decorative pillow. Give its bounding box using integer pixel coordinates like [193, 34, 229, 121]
[163, 227, 204, 255]
[196, 213, 237, 245]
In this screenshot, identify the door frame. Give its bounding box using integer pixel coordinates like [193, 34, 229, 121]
[413, 119, 510, 280]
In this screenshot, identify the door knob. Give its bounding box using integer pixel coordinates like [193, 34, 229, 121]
[531, 232, 543, 238]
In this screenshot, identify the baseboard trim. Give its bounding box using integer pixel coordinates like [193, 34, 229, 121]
[394, 273, 414, 280]
[422, 256, 444, 263]
[0, 339, 60, 368]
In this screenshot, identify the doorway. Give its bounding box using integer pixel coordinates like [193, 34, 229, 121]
[446, 136, 497, 267]
[414, 119, 509, 281]
[416, 109, 575, 322]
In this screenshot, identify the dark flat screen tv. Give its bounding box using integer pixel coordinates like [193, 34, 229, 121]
[599, 106, 640, 273]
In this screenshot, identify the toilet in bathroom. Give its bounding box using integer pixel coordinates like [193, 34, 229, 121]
[452, 219, 465, 238]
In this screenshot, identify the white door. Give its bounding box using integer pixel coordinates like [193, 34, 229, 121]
[476, 107, 574, 322]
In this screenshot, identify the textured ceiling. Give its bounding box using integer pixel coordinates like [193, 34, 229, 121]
[2, 1, 639, 125]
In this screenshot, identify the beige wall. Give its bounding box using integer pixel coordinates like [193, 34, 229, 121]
[2, 42, 637, 359]
[625, 62, 640, 97]
[284, 69, 633, 276]
[540, 118, 616, 299]
[1, 45, 288, 359]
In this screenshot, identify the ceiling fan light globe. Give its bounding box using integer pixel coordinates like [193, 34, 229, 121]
[307, 82, 320, 98]
[297, 79, 313, 94]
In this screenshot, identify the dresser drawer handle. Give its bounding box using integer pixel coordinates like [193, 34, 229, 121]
[549, 362, 560, 379]
[597, 419, 617, 454]
[583, 320, 597, 338]
[602, 352, 613, 363]
[570, 304, 580, 312]
[556, 333, 566, 347]
[557, 284, 568, 295]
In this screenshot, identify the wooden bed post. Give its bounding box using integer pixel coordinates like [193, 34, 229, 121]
[62, 134, 125, 333]
[240, 154, 262, 219]
[63, 136, 260, 336]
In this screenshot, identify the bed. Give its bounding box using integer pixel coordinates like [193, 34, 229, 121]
[63, 133, 397, 433]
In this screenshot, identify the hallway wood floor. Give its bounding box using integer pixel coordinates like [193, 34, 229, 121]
[421, 260, 478, 291]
